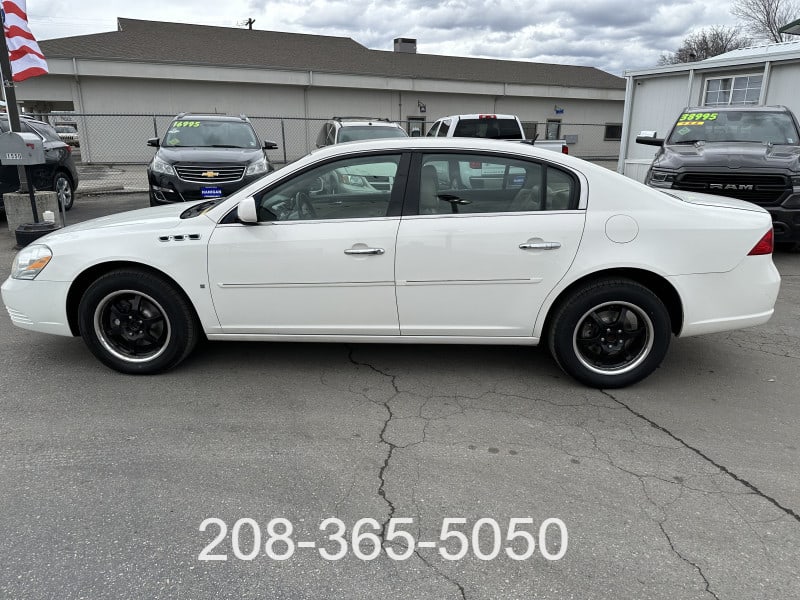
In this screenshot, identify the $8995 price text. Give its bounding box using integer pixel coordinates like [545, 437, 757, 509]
[199, 517, 568, 562]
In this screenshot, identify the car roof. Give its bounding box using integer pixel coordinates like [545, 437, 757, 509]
[173, 114, 250, 122]
[438, 114, 519, 120]
[307, 136, 573, 162]
[335, 120, 402, 127]
[681, 105, 790, 113]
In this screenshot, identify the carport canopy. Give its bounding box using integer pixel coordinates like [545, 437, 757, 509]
[780, 18, 800, 35]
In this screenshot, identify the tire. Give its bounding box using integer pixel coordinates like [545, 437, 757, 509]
[77, 269, 199, 374]
[53, 171, 74, 211]
[547, 279, 671, 388]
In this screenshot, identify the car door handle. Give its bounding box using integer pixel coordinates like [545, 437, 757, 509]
[438, 194, 471, 205]
[519, 241, 561, 250]
[344, 247, 385, 255]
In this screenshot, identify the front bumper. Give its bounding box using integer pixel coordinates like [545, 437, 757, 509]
[1, 277, 74, 337]
[148, 172, 265, 205]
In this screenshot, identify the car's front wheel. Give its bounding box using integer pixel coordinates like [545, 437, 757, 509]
[53, 171, 74, 211]
[548, 279, 671, 388]
[77, 269, 199, 374]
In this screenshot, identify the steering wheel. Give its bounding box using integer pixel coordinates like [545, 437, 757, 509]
[293, 192, 317, 219]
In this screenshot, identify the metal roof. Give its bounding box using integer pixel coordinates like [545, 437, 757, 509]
[702, 39, 800, 62]
[38, 18, 625, 90]
[625, 39, 800, 77]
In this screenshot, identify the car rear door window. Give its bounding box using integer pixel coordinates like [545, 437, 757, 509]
[27, 122, 61, 143]
[416, 153, 578, 214]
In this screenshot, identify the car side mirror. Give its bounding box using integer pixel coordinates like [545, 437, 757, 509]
[636, 131, 664, 146]
[147, 137, 160, 147]
[263, 140, 278, 150]
[237, 196, 259, 224]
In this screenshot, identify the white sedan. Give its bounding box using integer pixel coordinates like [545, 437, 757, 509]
[2, 138, 780, 388]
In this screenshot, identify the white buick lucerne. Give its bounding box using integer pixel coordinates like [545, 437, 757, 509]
[2, 138, 780, 388]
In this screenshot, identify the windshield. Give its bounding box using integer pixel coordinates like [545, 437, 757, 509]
[163, 119, 260, 148]
[338, 126, 407, 143]
[667, 110, 799, 145]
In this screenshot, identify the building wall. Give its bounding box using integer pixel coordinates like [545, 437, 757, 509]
[15, 60, 624, 164]
[764, 62, 800, 105]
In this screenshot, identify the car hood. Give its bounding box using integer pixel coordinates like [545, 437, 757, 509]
[36, 203, 199, 244]
[663, 189, 768, 213]
[656, 142, 800, 171]
[156, 146, 263, 163]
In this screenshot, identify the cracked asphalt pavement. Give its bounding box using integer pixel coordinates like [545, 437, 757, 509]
[1, 194, 798, 599]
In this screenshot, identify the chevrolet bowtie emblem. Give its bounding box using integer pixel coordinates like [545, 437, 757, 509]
[201, 171, 219, 178]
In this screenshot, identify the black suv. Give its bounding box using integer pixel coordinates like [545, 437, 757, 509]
[638, 105, 800, 244]
[1, 116, 80, 211]
[147, 113, 277, 206]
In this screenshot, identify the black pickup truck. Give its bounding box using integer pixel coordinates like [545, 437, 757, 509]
[637, 105, 800, 246]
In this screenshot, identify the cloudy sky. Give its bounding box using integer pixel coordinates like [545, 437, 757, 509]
[26, 0, 749, 75]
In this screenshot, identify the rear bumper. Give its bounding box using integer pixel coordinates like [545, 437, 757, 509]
[1, 277, 73, 336]
[670, 255, 781, 337]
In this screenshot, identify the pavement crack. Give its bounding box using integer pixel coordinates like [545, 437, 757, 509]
[347, 348, 400, 539]
[601, 390, 800, 524]
[413, 550, 468, 600]
[658, 522, 720, 600]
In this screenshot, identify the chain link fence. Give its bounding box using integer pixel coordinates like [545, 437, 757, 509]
[28, 113, 620, 194]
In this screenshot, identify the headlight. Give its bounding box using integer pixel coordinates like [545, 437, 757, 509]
[647, 169, 676, 188]
[150, 155, 176, 176]
[11, 244, 52, 280]
[245, 157, 268, 176]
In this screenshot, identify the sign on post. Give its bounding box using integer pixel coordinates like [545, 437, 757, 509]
[0, 131, 45, 165]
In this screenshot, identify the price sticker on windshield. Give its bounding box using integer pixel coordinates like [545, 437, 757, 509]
[676, 112, 718, 126]
[174, 121, 201, 127]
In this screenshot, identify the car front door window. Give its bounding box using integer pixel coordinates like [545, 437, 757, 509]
[255, 155, 402, 222]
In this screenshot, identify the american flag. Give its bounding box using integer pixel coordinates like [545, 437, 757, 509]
[2, 0, 48, 81]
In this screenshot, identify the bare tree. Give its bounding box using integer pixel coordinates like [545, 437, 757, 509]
[732, 0, 800, 42]
[658, 26, 752, 65]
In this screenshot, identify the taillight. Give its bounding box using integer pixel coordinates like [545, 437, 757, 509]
[561, 145, 568, 154]
[748, 229, 774, 255]
[65, 145, 72, 154]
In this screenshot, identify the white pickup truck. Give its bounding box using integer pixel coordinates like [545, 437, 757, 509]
[425, 113, 568, 153]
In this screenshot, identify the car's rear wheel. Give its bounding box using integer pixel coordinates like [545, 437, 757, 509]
[78, 269, 199, 374]
[53, 171, 74, 211]
[548, 279, 671, 388]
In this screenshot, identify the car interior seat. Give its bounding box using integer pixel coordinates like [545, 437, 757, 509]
[419, 165, 447, 214]
[508, 168, 542, 211]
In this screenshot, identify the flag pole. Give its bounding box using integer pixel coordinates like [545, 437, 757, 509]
[1, 14, 38, 221]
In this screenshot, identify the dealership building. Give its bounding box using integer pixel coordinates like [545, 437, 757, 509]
[14, 18, 625, 163]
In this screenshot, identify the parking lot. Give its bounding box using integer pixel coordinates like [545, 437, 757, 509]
[1, 194, 799, 599]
